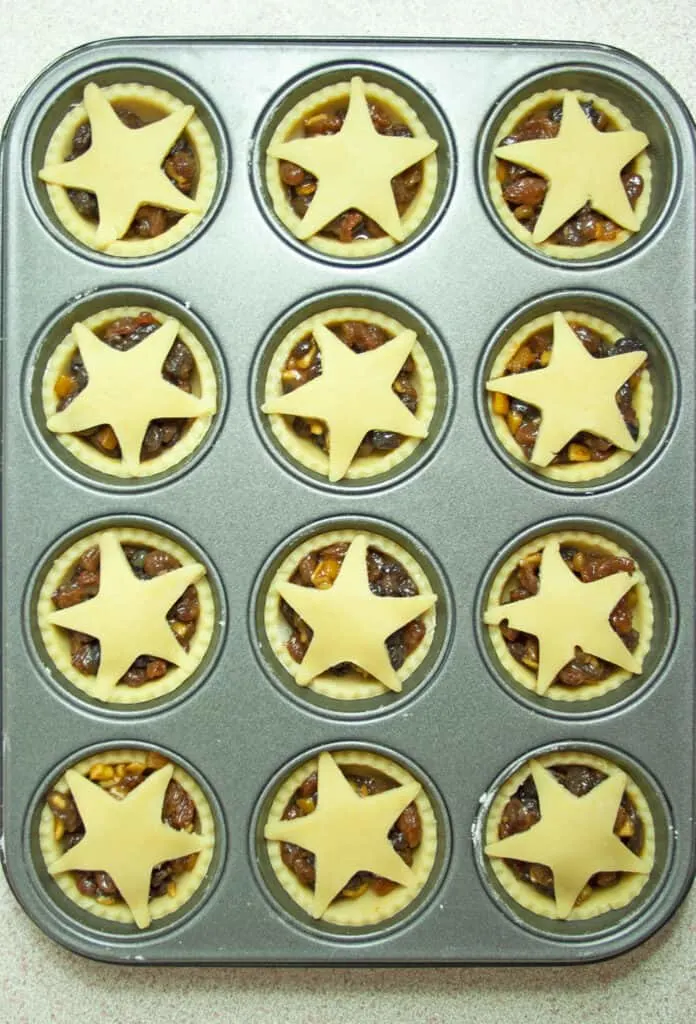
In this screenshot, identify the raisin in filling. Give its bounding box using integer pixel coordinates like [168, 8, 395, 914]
[279, 100, 423, 242]
[500, 545, 639, 688]
[54, 311, 196, 460]
[66, 105, 198, 239]
[281, 320, 419, 458]
[492, 322, 646, 464]
[498, 763, 643, 901]
[51, 542, 200, 686]
[46, 753, 200, 903]
[281, 767, 422, 899]
[496, 100, 645, 246]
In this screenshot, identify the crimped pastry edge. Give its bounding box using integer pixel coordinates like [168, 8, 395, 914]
[39, 747, 215, 925]
[484, 749, 655, 920]
[265, 79, 438, 257]
[37, 527, 215, 704]
[265, 749, 438, 925]
[485, 530, 653, 702]
[264, 528, 437, 700]
[264, 306, 436, 480]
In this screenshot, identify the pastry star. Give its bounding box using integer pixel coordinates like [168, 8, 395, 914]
[265, 751, 421, 918]
[485, 760, 649, 918]
[484, 539, 641, 695]
[47, 318, 214, 474]
[486, 312, 646, 467]
[263, 323, 426, 481]
[278, 534, 436, 691]
[496, 93, 648, 242]
[269, 76, 437, 241]
[39, 82, 200, 249]
[49, 764, 204, 929]
[48, 530, 206, 697]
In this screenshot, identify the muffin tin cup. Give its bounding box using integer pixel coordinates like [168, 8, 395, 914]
[22, 513, 228, 718]
[477, 62, 682, 267]
[249, 514, 454, 719]
[472, 740, 675, 943]
[474, 289, 680, 495]
[2, 37, 695, 965]
[23, 740, 227, 944]
[474, 515, 678, 719]
[250, 58, 457, 267]
[249, 287, 455, 494]
[250, 739, 452, 942]
[23, 57, 230, 266]
[23, 286, 229, 493]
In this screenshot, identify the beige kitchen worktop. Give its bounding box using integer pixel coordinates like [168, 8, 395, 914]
[1, 2, 694, 1021]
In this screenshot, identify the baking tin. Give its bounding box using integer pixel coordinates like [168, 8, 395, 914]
[1, 37, 694, 965]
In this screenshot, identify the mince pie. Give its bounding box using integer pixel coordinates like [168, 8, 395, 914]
[38, 527, 214, 704]
[264, 530, 437, 700]
[43, 306, 217, 479]
[262, 307, 436, 481]
[39, 82, 217, 257]
[264, 749, 437, 925]
[484, 531, 653, 702]
[265, 76, 438, 257]
[40, 748, 215, 928]
[486, 310, 651, 482]
[489, 89, 651, 259]
[484, 750, 655, 920]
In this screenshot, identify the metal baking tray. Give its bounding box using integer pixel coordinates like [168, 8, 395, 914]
[1, 36, 694, 965]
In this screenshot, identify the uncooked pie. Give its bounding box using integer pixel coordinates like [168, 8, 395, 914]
[484, 750, 655, 920]
[484, 531, 653, 701]
[262, 306, 436, 481]
[265, 75, 438, 257]
[42, 306, 217, 479]
[486, 310, 651, 482]
[489, 88, 651, 259]
[37, 526, 215, 704]
[264, 749, 437, 925]
[40, 747, 215, 928]
[39, 81, 217, 257]
[264, 529, 437, 700]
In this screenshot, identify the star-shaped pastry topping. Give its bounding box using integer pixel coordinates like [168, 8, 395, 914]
[268, 76, 437, 241]
[39, 82, 200, 249]
[495, 93, 649, 243]
[485, 760, 649, 917]
[263, 324, 426, 481]
[486, 313, 646, 467]
[484, 539, 641, 695]
[278, 534, 436, 691]
[47, 318, 214, 474]
[265, 751, 421, 918]
[49, 764, 204, 929]
[48, 531, 206, 698]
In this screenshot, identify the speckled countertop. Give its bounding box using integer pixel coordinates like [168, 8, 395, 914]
[1, 2, 694, 1021]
